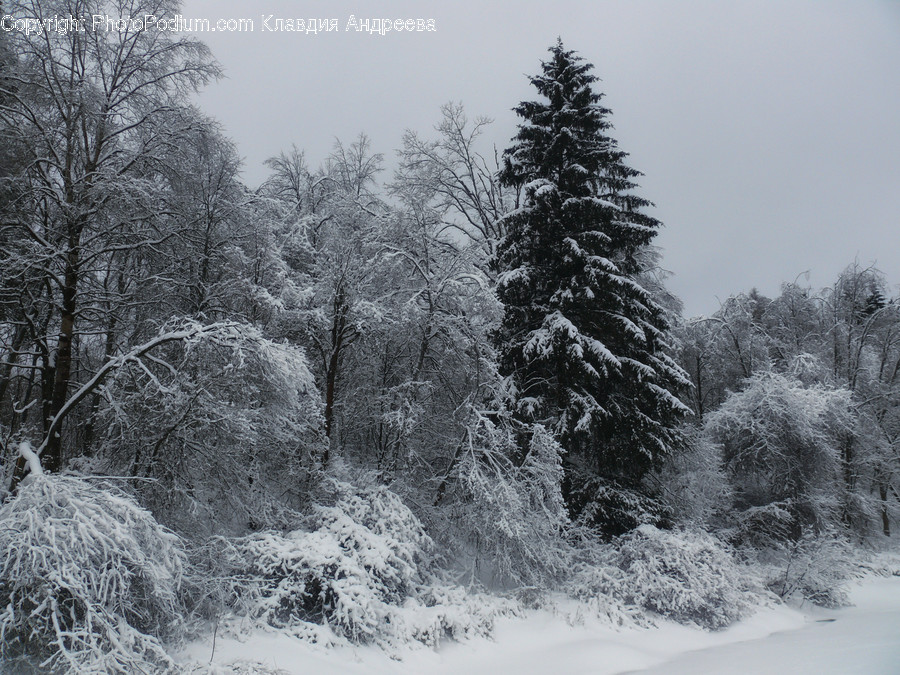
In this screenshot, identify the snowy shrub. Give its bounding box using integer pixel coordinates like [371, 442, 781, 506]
[217, 476, 432, 644]
[96, 321, 324, 537]
[390, 584, 518, 648]
[443, 418, 572, 587]
[211, 474, 514, 651]
[565, 468, 670, 538]
[765, 533, 857, 608]
[0, 474, 185, 673]
[860, 549, 900, 577]
[598, 525, 757, 630]
[726, 501, 798, 550]
[194, 663, 290, 675]
[564, 540, 651, 629]
[704, 372, 853, 535]
[185, 660, 291, 675]
[652, 430, 731, 528]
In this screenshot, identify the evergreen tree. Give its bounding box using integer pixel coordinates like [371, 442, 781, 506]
[494, 39, 689, 493]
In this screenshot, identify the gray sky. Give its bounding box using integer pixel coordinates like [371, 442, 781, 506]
[183, 0, 900, 317]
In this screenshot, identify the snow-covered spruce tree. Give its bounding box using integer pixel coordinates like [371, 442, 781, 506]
[494, 40, 689, 528]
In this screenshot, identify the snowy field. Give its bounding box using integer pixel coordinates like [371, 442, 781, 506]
[180, 574, 900, 675]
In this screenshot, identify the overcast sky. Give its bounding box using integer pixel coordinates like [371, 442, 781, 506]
[182, 0, 900, 317]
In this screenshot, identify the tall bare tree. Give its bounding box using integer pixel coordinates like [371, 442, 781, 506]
[0, 0, 218, 473]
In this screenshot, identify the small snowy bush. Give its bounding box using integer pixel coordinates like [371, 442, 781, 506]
[390, 583, 517, 648]
[97, 321, 324, 537]
[726, 501, 798, 549]
[444, 419, 572, 587]
[0, 474, 185, 673]
[652, 430, 731, 528]
[599, 525, 757, 630]
[704, 372, 852, 534]
[565, 467, 670, 538]
[766, 533, 857, 608]
[186, 662, 290, 675]
[214, 475, 513, 651]
[219, 476, 431, 643]
[565, 541, 650, 629]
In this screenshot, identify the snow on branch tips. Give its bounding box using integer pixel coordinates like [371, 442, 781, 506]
[0, 474, 186, 672]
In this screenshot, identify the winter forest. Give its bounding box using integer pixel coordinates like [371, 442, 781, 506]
[1, 0, 899, 673]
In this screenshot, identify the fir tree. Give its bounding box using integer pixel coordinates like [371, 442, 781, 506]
[495, 39, 690, 492]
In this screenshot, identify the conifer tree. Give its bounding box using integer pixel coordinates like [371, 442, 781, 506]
[495, 40, 689, 491]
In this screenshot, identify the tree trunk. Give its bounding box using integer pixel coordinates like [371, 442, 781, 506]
[0, 322, 25, 404]
[322, 289, 349, 465]
[81, 321, 116, 455]
[42, 238, 79, 473]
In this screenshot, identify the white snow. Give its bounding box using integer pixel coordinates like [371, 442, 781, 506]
[178, 574, 900, 675]
[631, 575, 900, 675]
[16, 440, 43, 478]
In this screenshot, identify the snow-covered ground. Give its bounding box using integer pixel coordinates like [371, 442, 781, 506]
[630, 575, 900, 675]
[181, 575, 900, 675]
